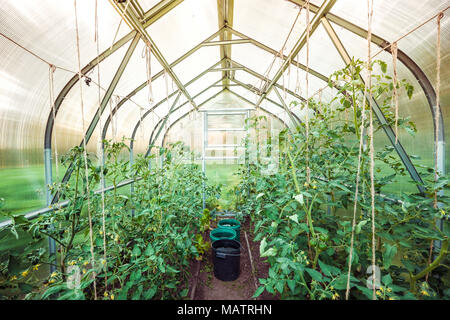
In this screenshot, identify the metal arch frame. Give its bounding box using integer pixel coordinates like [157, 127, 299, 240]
[131, 78, 225, 153]
[43, 0, 188, 205]
[227, 77, 302, 126]
[102, 56, 225, 141]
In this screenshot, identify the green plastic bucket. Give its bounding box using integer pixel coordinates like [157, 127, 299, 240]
[218, 219, 241, 242]
[210, 228, 237, 242]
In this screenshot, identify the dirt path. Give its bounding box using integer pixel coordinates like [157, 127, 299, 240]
[189, 218, 276, 300]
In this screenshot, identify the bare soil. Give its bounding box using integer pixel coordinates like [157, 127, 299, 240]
[188, 217, 277, 300]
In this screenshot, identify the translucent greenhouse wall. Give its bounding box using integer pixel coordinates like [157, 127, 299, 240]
[0, 0, 448, 217]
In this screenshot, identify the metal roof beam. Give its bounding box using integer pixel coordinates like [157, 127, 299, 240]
[217, 0, 234, 87]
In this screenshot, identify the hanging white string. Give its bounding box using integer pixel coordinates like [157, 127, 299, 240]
[164, 71, 170, 131]
[295, 52, 301, 95]
[144, 41, 154, 105]
[391, 42, 399, 144]
[434, 12, 443, 210]
[108, 100, 116, 142]
[48, 64, 59, 182]
[74, 0, 97, 300]
[95, 0, 108, 291]
[305, 0, 311, 184]
[366, 0, 377, 301]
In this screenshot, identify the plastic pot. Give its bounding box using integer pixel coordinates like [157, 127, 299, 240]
[218, 219, 241, 242]
[212, 239, 241, 281]
[210, 228, 237, 242]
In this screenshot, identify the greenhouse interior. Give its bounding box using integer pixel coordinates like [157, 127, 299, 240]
[0, 0, 449, 301]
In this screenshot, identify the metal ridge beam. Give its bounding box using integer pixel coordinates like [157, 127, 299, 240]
[217, 0, 235, 87]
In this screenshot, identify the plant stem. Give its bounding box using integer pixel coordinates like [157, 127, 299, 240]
[409, 239, 448, 293]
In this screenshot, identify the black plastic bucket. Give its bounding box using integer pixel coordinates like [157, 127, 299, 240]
[211, 239, 241, 281]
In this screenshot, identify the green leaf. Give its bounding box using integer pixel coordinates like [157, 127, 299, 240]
[382, 274, 393, 286]
[305, 268, 324, 282]
[261, 247, 277, 257]
[288, 214, 299, 224]
[287, 279, 296, 294]
[383, 243, 397, 269]
[356, 220, 368, 234]
[318, 260, 340, 277]
[144, 243, 155, 257]
[259, 237, 267, 256]
[275, 280, 285, 294]
[143, 286, 157, 299]
[252, 286, 265, 298]
[132, 245, 142, 257]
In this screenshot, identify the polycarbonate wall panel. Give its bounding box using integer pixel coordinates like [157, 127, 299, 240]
[0, 0, 131, 74]
[113, 41, 163, 100]
[232, 43, 279, 80]
[54, 40, 133, 155]
[172, 46, 221, 84]
[333, 22, 435, 173]
[295, 24, 346, 78]
[145, 0, 217, 64]
[234, 0, 313, 54]
[139, 0, 161, 12]
[328, 0, 450, 173]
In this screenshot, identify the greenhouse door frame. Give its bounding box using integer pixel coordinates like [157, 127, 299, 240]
[201, 108, 252, 209]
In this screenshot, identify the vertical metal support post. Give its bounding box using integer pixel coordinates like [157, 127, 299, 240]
[44, 148, 56, 273]
[202, 112, 207, 209]
[246, 110, 250, 198]
[129, 144, 135, 217]
[434, 114, 446, 256]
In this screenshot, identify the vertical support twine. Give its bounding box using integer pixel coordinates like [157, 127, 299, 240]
[427, 11, 444, 281]
[74, 0, 97, 300]
[48, 65, 59, 182]
[391, 42, 399, 144]
[95, 0, 108, 292]
[305, 0, 311, 184]
[434, 12, 443, 210]
[366, 0, 377, 301]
